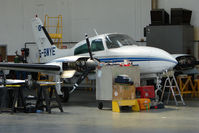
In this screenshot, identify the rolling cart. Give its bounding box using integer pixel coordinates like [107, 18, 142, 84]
[96, 65, 140, 110]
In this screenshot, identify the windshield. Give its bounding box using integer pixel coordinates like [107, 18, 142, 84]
[106, 34, 137, 49]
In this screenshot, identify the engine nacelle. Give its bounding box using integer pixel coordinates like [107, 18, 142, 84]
[174, 55, 196, 70]
[62, 58, 98, 72]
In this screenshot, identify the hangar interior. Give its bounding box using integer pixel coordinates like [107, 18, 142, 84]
[1, 0, 199, 133]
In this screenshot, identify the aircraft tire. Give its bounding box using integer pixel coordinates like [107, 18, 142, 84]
[98, 102, 103, 110]
[60, 87, 70, 102]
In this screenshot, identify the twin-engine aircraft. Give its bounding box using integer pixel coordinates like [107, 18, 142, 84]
[0, 16, 184, 101]
[32, 16, 177, 73]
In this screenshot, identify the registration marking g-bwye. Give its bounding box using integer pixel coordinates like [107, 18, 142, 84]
[39, 47, 56, 58]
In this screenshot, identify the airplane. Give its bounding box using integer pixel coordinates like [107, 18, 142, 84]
[32, 16, 177, 72]
[0, 16, 192, 102]
[33, 16, 180, 100]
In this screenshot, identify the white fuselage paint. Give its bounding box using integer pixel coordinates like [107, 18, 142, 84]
[47, 34, 177, 74]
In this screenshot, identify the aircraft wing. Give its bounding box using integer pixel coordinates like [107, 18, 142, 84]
[0, 63, 61, 75]
[0, 56, 95, 76]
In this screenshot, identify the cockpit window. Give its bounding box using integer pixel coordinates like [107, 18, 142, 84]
[74, 39, 104, 55]
[106, 34, 136, 49]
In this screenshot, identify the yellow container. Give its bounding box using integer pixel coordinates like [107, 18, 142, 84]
[112, 99, 140, 112]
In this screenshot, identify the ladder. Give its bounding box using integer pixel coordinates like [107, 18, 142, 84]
[44, 15, 63, 48]
[160, 71, 186, 106]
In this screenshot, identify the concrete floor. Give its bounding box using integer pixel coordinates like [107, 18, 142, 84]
[0, 90, 199, 133]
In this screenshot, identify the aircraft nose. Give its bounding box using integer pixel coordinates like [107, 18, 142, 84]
[164, 52, 178, 70]
[171, 57, 178, 67]
[150, 47, 178, 71]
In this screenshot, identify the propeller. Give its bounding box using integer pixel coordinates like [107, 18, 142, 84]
[85, 34, 93, 60]
[62, 34, 98, 73]
[69, 34, 99, 93]
[85, 34, 100, 70]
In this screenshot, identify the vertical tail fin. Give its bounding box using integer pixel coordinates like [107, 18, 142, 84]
[32, 16, 57, 63]
[32, 16, 54, 49]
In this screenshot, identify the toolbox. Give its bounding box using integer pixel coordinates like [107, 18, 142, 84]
[137, 98, 151, 110]
[136, 86, 155, 99]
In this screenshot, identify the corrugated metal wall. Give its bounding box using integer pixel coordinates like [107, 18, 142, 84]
[0, 0, 151, 55]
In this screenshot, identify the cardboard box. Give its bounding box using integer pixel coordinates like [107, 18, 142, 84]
[112, 84, 136, 100]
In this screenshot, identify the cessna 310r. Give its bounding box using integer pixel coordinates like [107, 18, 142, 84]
[33, 16, 178, 73]
[1, 16, 193, 102]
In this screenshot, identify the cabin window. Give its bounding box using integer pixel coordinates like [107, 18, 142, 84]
[74, 43, 88, 55]
[91, 39, 104, 52]
[74, 39, 104, 55]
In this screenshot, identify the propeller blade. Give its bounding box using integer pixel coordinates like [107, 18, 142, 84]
[85, 34, 94, 60]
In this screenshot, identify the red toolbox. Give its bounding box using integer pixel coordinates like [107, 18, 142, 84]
[136, 86, 155, 99]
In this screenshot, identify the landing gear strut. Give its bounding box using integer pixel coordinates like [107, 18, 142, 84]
[155, 74, 162, 101]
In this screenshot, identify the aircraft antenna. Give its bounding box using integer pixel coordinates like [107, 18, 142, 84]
[93, 29, 99, 36]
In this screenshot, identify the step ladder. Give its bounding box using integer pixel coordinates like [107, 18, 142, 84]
[160, 71, 185, 106]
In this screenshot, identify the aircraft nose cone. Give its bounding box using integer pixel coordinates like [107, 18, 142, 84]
[171, 57, 178, 67]
[149, 47, 178, 71]
[163, 51, 178, 70]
